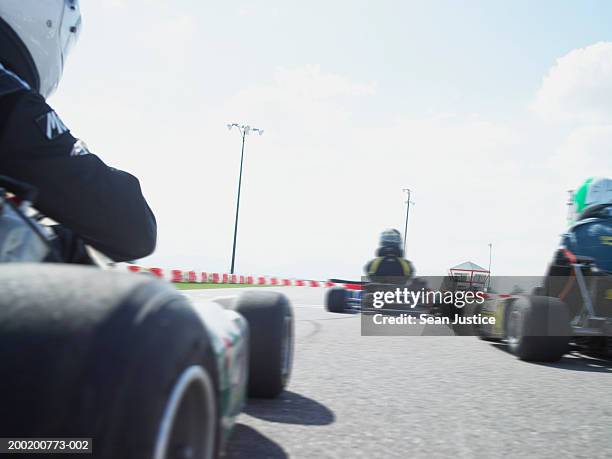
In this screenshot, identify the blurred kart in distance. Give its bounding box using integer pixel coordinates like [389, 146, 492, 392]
[325, 277, 430, 315]
[325, 279, 365, 313]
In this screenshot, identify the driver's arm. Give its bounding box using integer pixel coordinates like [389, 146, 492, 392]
[0, 90, 156, 262]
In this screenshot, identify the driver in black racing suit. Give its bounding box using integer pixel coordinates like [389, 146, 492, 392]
[365, 229, 414, 284]
[0, 2, 156, 263]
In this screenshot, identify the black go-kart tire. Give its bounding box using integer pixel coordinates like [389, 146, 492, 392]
[505, 296, 571, 362]
[0, 264, 219, 459]
[326, 287, 347, 313]
[575, 336, 611, 357]
[235, 291, 294, 399]
[478, 335, 503, 342]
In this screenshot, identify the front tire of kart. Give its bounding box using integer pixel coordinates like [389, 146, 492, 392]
[0, 264, 219, 459]
[505, 296, 570, 362]
[235, 291, 294, 398]
[326, 287, 347, 313]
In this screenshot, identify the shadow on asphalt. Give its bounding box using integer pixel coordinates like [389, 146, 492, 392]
[244, 390, 336, 425]
[225, 424, 288, 459]
[491, 342, 612, 373]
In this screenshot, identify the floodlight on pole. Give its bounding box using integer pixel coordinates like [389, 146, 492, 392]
[227, 123, 264, 274]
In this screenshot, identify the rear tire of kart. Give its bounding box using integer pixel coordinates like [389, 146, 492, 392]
[326, 287, 347, 313]
[505, 296, 570, 362]
[478, 335, 502, 342]
[578, 336, 611, 357]
[235, 291, 294, 399]
[0, 264, 219, 459]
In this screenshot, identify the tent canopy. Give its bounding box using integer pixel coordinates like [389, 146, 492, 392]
[450, 261, 489, 273]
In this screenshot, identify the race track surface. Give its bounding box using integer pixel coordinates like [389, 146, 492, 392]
[183, 287, 612, 459]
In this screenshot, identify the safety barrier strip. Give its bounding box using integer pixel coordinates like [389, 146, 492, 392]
[120, 264, 338, 288]
[121, 266, 527, 300]
[119, 266, 523, 296]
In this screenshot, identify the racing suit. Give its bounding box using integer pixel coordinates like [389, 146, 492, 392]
[365, 246, 414, 284]
[561, 206, 612, 273]
[0, 64, 156, 262]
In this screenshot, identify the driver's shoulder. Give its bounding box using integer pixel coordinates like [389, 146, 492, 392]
[0, 65, 31, 98]
[0, 68, 34, 143]
[0, 79, 74, 153]
[0, 65, 45, 139]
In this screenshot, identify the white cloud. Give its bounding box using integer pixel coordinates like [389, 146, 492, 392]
[217, 65, 376, 140]
[550, 124, 612, 183]
[56, 58, 565, 278]
[531, 41, 612, 193]
[273, 65, 376, 99]
[530, 41, 612, 225]
[185, 67, 544, 278]
[532, 41, 612, 123]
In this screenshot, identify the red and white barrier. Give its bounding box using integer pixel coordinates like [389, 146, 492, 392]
[119, 264, 347, 288]
[120, 266, 522, 298]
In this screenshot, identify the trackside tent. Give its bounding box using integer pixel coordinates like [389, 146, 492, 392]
[448, 261, 490, 291]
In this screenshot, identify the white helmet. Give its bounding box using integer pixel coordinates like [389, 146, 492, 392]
[0, 0, 82, 98]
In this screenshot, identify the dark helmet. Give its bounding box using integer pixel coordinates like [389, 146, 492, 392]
[379, 229, 402, 249]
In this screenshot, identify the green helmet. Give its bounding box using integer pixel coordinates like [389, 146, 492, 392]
[572, 177, 612, 221]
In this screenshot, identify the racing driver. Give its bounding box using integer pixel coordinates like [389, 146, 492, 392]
[365, 229, 414, 284]
[560, 177, 612, 272]
[0, 1, 156, 263]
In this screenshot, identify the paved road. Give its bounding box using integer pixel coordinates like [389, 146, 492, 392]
[184, 287, 612, 459]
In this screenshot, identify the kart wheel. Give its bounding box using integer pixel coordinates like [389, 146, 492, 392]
[235, 291, 294, 398]
[575, 336, 611, 357]
[326, 287, 347, 313]
[478, 335, 502, 342]
[505, 296, 570, 362]
[0, 264, 219, 459]
[155, 365, 217, 459]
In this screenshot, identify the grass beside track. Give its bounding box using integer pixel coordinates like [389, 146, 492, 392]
[173, 283, 274, 290]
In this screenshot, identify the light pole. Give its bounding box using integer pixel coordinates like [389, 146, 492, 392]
[487, 243, 493, 290]
[227, 123, 264, 274]
[402, 188, 414, 254]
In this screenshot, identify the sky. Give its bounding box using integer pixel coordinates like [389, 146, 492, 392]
[51, 0, 612, 279]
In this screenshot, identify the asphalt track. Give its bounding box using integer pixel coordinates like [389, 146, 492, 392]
[184, 287, 612, 459]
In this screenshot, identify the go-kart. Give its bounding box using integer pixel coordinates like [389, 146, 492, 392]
[0, 176, 294, 458]
[473, 207, 612, 362]
[325, 279, 365, 313]
[325, 277, 430, 314]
